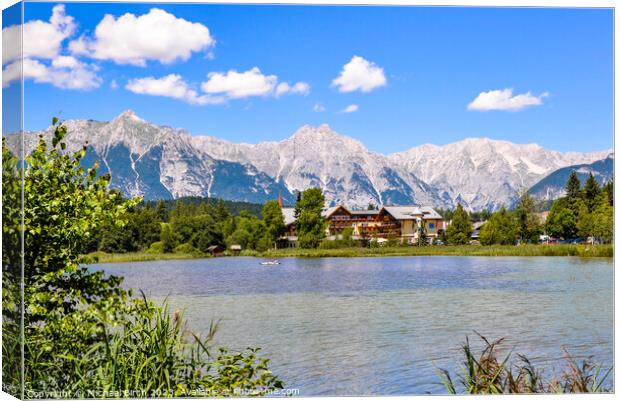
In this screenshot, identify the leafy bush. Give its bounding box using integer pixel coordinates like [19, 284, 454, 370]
[146, 241, 165, 254]
[2, 119, 283, 398]
[174, 242, 198, 254]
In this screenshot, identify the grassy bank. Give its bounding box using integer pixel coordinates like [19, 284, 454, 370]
[260, 244, 614, 258]
[86, 244, 613, 263]
[85, 251, 206, 264]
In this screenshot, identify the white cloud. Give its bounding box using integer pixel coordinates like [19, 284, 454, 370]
[201, 67, 277, 98]
[467, 88, 549, 111]
[275, 81, 310, 97]
[125, 74, 223, 105]
[127, 68, 308, 105]
[331, 56, 386, 93]
[313, 103, 326, 112]
[340, 104, 359, 114]
[3, 4, 76, 65]
[69, 8, 215, 66]
[2, 57, 101, 90]
[110, 79, 119, 90]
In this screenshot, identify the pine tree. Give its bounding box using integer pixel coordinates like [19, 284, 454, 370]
[294, 191, 302, 219]
[565, 171, 582, 211]
[584, 173, 601, 212]
[603, 180, 613, 207]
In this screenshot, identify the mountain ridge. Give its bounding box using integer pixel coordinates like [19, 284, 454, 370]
[7, 110, 612, 210]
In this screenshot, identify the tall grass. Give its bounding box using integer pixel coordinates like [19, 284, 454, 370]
[24, 293, 283, 398]
[262, 244, 613, 258]
[438, 332, 613, 394]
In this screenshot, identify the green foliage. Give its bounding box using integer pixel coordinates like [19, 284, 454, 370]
[2, 119, 283, 397]
[565, 171, 582, 212]
[2, 138, 23, 396]
[591, 199, 613, 243]
[603, 180, 613, 206]
[438, 333, 612, 394]
[296, 188, 326, 249]
[318, 227, 361, 249]
[160, 223, 178, 253]
[545, 198, 577, 239]
[584, 173, 601, 212]
[146, 241, 165, 254]
[446, 204, 473, 245]
[514, 192, 541, 243]
[479, 207, 518, 245]
[262, 200, 285, 248]
[576, 202, 593, 239]
[174, 242, 198, 254]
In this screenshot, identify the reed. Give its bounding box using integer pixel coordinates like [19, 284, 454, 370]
[437, 332, 613, 394]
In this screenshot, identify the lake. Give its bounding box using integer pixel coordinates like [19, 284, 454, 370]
[91, 256, 613, 395]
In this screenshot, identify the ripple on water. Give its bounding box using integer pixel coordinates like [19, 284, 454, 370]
[90, 256, 613, 395]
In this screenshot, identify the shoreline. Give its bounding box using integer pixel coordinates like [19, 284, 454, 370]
[85, 244, 613, 264]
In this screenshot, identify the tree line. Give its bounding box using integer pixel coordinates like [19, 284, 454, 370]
[442, 172, 613, 245]
[84, 196, 286, 254]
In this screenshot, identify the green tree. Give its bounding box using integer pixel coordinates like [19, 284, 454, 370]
[576, 202, 594, 240]
[262, 200, 285, 248]
[226, 228, 252, 249]
[603, 180, 613, 206]
[545, 198, 577, 239]
[584, 173, 601, 212]
[514, 191, 541, 243]
[2, 119, 283, 396]
[160, 222, 177, 253]
[591, 199, 613, 243]
[296, 188, 326, 248]
[417, 219, 429, 246]
[565, 171, 582, 212]
[479, 207, 518, 245]
[446, 204, 473, 245]
[293, 191, 302, 219]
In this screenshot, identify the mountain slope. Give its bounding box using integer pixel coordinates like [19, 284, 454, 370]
[389, 138, 611, 210]
[7, 111, 612, 210]
[193, 124, 446, 208]
[7, 111, 295, 204]
[529, 156, 614, 201]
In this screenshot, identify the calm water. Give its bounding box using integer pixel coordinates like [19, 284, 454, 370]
[91, 256, 613, 395]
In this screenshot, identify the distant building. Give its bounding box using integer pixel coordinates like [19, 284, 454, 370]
[230, 244, 242, 255]
[207, 245, 225, 257]
[282, 204, 445, 244]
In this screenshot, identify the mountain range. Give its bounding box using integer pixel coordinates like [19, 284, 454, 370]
[529, 156, 614, 201]
[5, 110, 613, 211]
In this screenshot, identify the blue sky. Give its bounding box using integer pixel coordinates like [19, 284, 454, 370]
[3, 2, 613, 154]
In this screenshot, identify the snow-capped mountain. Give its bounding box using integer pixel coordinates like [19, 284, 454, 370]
[6, 111, 612, 210]
[7, 111, 295, 204]
[528, 156, 614, 201]
[389, 138, 612, 210]
[192, 124, 446, 208]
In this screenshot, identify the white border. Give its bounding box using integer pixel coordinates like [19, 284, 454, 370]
[0, 1, 616, 401]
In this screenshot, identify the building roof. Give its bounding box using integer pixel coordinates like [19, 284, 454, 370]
[281, 207, 296, 226]
[420, 206, 443, 220]
[283, 204, 443, 223]
[382, 206, 422, 220]
[350, 210, 380, 215]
